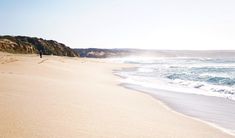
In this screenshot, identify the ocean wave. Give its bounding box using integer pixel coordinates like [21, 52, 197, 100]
[112, 57, 235, 101]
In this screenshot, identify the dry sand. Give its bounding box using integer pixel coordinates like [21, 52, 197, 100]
[0, 52, 233, 138]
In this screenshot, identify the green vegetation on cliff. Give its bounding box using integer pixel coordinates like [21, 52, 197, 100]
[0, 35, 79, 57]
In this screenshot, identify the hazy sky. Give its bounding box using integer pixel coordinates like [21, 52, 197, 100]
[0, 0, 235, 50]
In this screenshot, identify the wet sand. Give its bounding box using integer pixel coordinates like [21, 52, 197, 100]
[122, 84, 235, 136]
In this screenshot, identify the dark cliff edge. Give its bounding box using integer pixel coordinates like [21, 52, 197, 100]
[0, 35, 79, 57]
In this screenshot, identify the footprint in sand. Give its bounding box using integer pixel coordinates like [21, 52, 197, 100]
[58, 59, 65, 63]
[0, 72, 14, 75]
[0, 56, 5, 60]
[0, 57, 18, 64]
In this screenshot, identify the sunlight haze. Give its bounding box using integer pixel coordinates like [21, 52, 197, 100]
[0, 0, 235, 50]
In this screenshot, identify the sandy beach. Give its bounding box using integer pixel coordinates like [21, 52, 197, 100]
[0, 52, 233, 138]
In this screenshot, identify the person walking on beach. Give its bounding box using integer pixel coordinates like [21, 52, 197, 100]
[39, 50, 43, 58]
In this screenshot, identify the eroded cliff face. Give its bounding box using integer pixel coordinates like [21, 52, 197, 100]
[0, 36, 79, 57]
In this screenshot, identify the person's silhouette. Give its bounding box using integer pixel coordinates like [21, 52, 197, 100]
[39, 50, 43, 58]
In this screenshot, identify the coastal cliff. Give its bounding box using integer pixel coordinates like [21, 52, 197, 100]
[0, 35, 78, 57]
[1, 35, 235, 58]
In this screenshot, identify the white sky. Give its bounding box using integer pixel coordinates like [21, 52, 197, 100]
[1, 0, 235, 50]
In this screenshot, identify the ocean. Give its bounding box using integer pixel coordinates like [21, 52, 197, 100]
[108, 56, 235, 135]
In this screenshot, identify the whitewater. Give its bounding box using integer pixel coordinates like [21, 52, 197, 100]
[108, 56, 235, 135]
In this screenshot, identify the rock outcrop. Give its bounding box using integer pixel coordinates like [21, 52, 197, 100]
[0, 35, 79, 57]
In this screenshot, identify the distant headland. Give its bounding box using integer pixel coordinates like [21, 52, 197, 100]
[1, 35, 235, 58]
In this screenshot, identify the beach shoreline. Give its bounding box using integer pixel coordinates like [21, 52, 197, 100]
[119, 83, 235, 136]
[0, 52, 234, 138]
[112, 57, 235, 136]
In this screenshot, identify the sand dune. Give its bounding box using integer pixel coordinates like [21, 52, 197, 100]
[0, 52, 233, 138]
